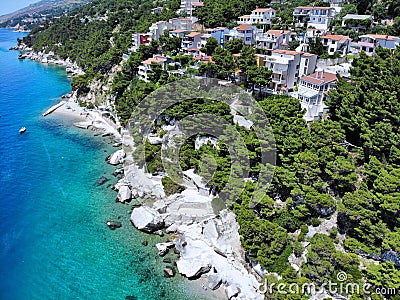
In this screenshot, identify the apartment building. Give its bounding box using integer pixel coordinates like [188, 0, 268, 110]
[293, 6, 336, 30]
[257, 50, 317, 92]
[296, 70, 337, 122]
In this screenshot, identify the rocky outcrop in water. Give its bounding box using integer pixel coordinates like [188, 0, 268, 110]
[130, 206, 164, 233]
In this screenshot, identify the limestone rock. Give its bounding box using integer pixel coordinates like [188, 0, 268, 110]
[130, 206, 164, 233]
[108, 149, 126, 165]
[226, 285, 241, 299]
[117, 185, 132, 203]
[176, 259, 211, 279]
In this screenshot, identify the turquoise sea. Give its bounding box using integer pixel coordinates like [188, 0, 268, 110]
[0, 29, 217, 300]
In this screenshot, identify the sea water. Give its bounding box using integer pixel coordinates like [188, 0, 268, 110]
[0, 29, 218, 300]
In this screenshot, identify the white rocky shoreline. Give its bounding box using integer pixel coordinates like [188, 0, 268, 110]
[17, 45, 265, 299]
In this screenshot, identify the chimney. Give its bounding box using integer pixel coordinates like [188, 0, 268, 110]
[321, 69, 325, 79]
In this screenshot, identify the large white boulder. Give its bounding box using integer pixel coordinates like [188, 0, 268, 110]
[176, 259, 211, 279]
[108, 149, 125, 165]
[130, 206, 164, 233]
[117, 185, 131, 203]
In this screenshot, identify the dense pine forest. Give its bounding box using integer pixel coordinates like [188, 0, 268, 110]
[19, 0, 400, 298]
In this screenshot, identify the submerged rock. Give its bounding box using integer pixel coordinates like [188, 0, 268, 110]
[163, 266, 175, 278]
[106, 221, 122, 230]
[96, 176, 109, 186]
[130, 206, 164, 233]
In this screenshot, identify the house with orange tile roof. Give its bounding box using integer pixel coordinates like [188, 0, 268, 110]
[293, 6, 336, 30]
[257, 50, 317, 92]
[296, 70, 337, 122]
[225, 24, 257, 45]
[138, 55, 171, 82]
[320, 34, 352, 56]
[181, 31, 202, 51]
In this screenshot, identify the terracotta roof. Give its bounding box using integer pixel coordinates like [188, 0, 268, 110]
[253, 8, 275, 12]
[236, 24, 253, 31]
[321, 34, 350, 41]
[170, 29, 186, 33]
[272, 49, 300, 56]
[187, 32, 202, 37]
[142, 57, 167, 64]
[191, 2, 204, 6]
[363, 34, 398, 41]
[302, 52, 315, 57]
[301, 71, 337, 85]
[201, 34, 211, 38]
[266, 29, 290, 37]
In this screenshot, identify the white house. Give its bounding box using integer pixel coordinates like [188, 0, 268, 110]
[320, 34, 352, 56]
[130, 33, 152, 52]
[238, 7, 276, 30]
[181, 31, 202, 51]
[355, 34, 400, 55]
[149, 18, 193, 40]
[296, 70, 337, 122]
[138, 56, 169, 82]
[255, 29, 292, 52]
[179, 0, 203, 17]
[257, 50, 317, 92]
[341, 14, 373, 30]
[293, 6, 336, 30]
[225, 24, 257, 46]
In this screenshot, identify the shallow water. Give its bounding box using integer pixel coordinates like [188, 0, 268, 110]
[0, 29, 220, 300]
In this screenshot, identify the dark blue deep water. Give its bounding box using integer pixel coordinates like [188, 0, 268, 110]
[0, 29, 214, 300]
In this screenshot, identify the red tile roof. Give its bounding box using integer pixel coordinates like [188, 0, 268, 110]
[266, 29, 291, 37]
[191, 2, 204, 7]
[253, 8, 276, 12]
[187, 32, 202, 37]
[321, 34, 351, 42]
[142, 57, 167, 64]
[236, 24, 253, 31]
[301, 71, 337, 85]
[272, 49, 300, 56]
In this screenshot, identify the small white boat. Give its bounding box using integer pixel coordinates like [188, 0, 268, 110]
[19, 127, 26, 134]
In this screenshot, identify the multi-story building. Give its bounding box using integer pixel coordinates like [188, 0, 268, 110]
[205, 27, 230, 46]
[138, 55, 170, 82]
[238, 8, 276, 25]
[355, 34, 400, 55]
[320, 34, 352, 56]
[181, 32, 202, 51]
[149, 18, 193, 40]
[129, 33, 152, 52]
[293, 6, 336, 30]
[169, 29, 187, 39]
[255, 30, 292, 52]
[296, 70, 337, 122]
[179, 0, 203, 17]
[225, 24, 257, 46]
[257, 50, 317, 92]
